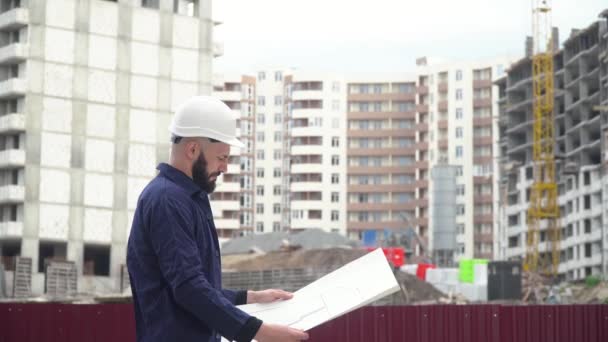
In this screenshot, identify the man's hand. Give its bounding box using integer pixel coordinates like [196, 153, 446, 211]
[254, 323, 309, 342]
[247, 289, 293, 304]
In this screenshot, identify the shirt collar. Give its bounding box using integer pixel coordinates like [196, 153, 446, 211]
[157, 163, 205, 197]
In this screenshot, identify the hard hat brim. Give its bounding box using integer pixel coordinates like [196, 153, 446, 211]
[223, 137, 245, 148]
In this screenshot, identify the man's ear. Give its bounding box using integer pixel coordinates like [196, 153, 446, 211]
[185, 140, 199, 160]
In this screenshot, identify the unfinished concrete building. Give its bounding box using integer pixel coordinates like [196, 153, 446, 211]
[0, 0, 218, 296]
[498, 14, 608, 280]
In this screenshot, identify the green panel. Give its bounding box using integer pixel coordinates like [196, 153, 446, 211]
[459, 259, 474, 283]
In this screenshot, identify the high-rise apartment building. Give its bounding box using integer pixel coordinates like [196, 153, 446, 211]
[0, 0, 217, 295]
[419, 57, 514, 260]
[498, 13, 608, 280]
[212, 73, 256, 238]
[251, 70, 347, 234]
[345, 74, 429, 253]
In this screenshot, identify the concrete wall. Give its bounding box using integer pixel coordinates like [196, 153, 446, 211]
[15, 0, 214, 295]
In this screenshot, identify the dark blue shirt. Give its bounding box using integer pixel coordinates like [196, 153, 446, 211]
[127, 163, 261, 342]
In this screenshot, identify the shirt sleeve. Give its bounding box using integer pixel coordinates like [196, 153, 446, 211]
[222, 289, 249, 306]
[146, 194, 261, 341]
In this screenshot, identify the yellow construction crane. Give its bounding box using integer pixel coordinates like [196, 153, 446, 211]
[525, 0, 560, 275]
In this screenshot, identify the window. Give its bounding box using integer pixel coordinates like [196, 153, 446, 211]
[273, 185, 281, 196]
[311, 117, 323, 127]
[258, 96, 265, 106]
[456, 70, 463, 81]
[274, 113, 282, 124]
[456, 127, 463, 138]
[331, 137, 339, 147]
[83, 245, 111, 276]
[256, 150, 264, 160]
[456, 89, 463, 100]
[257, 113, 265, 124]
[456, 108, 463, 119]
[274, 96, 282, 106]
[457, 224, 465, 234]
[274, 71, 282, 81]
[273, 150, 281, 160]
[256, 186, 264, 196]
[331, 155, 340, 166]
[272, 222, 280, 232]
[256, 168, 264, 178]
[173, 0, 197, 16]
[292, 210, 304, 219]
[332, 100, 340, 111]
[331, 210, 339, 221]
[142, 0, 159, 9]
[258, 72, 266, 81]
[457, 184, 465, 196]
[274, 131, 282, 142]
[256, 132, 265, 142]
[332, 118, 340, 128]
[456, 146, 463, 158]
[331, 173, 339, 184]
[456, 166, 463, 176]
[273, 168, 281, 178]
[256, 222, 264, 232]
[457, 205, 465, 216]
[273, 203, 281, 214]
[332, 82, 340, 92]
[331, 192, 339, 202]
[256, 204, 264, 214]
[38, 242, 67, 273]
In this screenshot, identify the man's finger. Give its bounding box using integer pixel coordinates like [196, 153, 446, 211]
[272, 290, 293, 300]
[289, 328, 309, 340]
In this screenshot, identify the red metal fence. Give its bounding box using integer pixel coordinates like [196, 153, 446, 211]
[1, 303, 607, 342]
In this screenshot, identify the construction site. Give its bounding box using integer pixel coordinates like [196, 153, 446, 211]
[0, 0, 608, 341]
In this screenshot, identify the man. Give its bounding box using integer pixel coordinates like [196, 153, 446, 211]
[127, 96, 309, 342]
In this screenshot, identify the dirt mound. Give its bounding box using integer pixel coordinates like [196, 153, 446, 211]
[227, 248, 368, 271]
[376, 271, 445, 305]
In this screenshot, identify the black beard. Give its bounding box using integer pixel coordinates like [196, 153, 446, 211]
[192, 152, 217, 194]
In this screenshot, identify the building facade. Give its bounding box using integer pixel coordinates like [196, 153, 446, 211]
[418, 56, 514, 261]
[212, 73, 256, 239]
[498, 14, 608, 280]
[345, 74, 429, 254]
[0, 0, 217, 295]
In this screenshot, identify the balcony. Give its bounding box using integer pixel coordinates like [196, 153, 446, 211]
[0, 221, 22, 238]
[0, 78, 26, 99]
[473, 79, 493, 89]
[291, 217, 323, 230]
[473, 98, 492, 108]
[438, 119, 448, 129]
[437, 100, 448, 111]
[215, 181, 240, 193]
[291, 90, 324, 101]
[437, 82, 448, 92]
[473, 116, 493, 127]
[0, 185, 24, 203]
[0, 149, 25, 168]
[0, 113, 25, 133]
[0, 8, 29, 31]
[291, 182, 322, 192]
[0, 43, 28, 65]
[214, 218, 240, 230]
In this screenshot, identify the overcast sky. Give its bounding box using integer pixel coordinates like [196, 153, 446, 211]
[213, 0, 607, 74]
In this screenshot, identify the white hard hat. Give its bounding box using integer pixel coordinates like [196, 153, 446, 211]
[169, 96, 244, 148]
